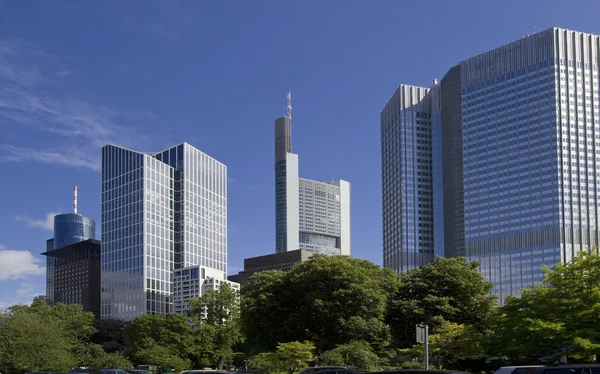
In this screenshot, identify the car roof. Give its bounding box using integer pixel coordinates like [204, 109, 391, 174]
[501, 367, 544, 369]
[539, 365, 600, 368]
[370, 371, 472, 374]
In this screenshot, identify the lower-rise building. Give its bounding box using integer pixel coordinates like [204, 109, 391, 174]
[172, 265, 240, 315]
[42, 239, 101, 318]
[228, 249, 313, 284]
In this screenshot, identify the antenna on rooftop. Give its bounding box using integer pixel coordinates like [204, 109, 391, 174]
[286, 90, 292, 119]
[73, 185, 78, 214]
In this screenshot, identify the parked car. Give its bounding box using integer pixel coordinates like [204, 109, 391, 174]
[300, 367, 362, 374]
[126, 370, 152, 374]
[84, 369, 130, 374]
[178, 371, 229, 374]
[532, 365, 600, 374]
[494, 366, 544, 374]
[366, 370, 472, 374]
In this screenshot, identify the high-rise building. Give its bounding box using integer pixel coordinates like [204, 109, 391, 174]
[382, 27, 600, 304]
[100, 143, 229, 320]
[275, 92, 351, 256]
[42, 239, 101, 318]
[44, 187, 96, 306]
[381, 85, 435, 272]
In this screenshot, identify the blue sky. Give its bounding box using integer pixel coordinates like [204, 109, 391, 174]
[1, 0, 599, 308]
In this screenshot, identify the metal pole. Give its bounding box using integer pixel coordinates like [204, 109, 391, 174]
[425, 324, 429, 370]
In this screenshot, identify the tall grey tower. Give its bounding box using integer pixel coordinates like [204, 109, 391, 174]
[381, 85, 436, 273]
[275, 91, 351, 256]
[382, 27, 600, 304]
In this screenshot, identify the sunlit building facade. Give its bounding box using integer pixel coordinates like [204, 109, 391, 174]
[274, 98, 351, 256]
[382, 27, 600, 303]
[381, 84, 435, 273]
[100, 143, 228, 320]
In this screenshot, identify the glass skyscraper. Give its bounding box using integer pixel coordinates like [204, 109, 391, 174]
[100, 143, 227, 320]
[381, 84, 435, 272]
[274, 94, 351, 256]
[382, 27, 600, 303]
[53, 213, 96, 249]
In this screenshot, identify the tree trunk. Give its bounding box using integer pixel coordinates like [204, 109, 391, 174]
[218, 356, 224, 370]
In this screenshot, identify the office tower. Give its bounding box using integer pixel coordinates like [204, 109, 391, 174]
[381, 85, 435, 272]
[172, 265, 240, 315]
[101, 143, 228, 320]
[228, 249, 313, 284]
[45, 186, 96, 305]
[45, 238, 55, 305]
[382, 27, 600, 304]
[275, 91, 352, 256]
[42, 239, 101, 318]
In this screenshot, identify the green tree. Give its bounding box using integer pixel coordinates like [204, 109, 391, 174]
[274, 341, 315, 374]
[92, 318, 127, 353]
[0, 310, 76, 374]
[188, 283, 241, 369]
[387, 257, 496, 348]
[242, 255, 400, 354]
[247, 352, 277, 374]
[124, 314, 195, 369]
[319, 341, 379, 370]
[491, 251, 600, 363]
[401, 322, 484, 369]
[86, 344, 132, 369]
[136, 345, 191, 371]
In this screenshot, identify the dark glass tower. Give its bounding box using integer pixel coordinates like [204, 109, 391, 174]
[53, 213, 96, 249]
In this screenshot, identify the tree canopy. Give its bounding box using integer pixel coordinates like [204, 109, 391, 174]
[188, 283, 242, 369]
[387, 256, 496, 348]
[490, 251, 600, 363]
[242, 255, 400, 354]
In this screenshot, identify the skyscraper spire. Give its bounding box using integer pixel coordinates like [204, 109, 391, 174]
[286, 90, 292, 119]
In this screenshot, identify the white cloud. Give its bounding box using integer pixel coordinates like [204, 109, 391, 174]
[0, 39, 161, 171]
[0, 281, 45, 310]
[16, 282, 35, 296]
[15, 212, 59, 231]
[0, 246, 45, 280]
[1, 145, 99, 170]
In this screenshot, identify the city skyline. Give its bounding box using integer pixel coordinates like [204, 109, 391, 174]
[1, 1, 599, 308]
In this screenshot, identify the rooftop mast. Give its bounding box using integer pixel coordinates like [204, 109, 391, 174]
[286, 90, 292, 119]
[73, 185, 78, 214]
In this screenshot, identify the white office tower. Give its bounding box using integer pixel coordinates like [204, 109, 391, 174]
[100, 143, 234, 320]
[274, 92, 351, 256]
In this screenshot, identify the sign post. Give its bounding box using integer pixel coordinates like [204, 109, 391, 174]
[416, 324, 429, 369]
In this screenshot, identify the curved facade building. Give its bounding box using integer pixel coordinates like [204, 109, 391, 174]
[53, 213, 96, 249]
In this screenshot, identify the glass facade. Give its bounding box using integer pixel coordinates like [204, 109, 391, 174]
[101, 143, 227, 321]
[381, 85, 435, 272]
[45, 238, 55, 305]
[458, 28, 600, 304]
[53, 213, 96, 249]
[298, 179, 342, 255]
[274, 112, 351, 256]
[384, 28, 600, 303]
